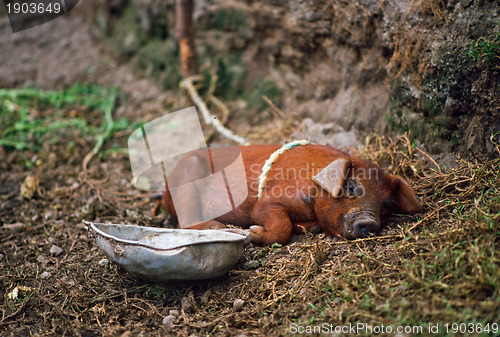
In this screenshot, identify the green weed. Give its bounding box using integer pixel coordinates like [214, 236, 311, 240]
[200, 53, 247, 99]
[467, 34, 500, 68]
[214, 8, 248, 35]
[137, 39, 181, 90]
[245, 79, 282, 113]
[0, 84, 135, 167]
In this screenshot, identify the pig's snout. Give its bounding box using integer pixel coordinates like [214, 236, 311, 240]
[341, 208, 380, 239]
[352, 219, 379, 238]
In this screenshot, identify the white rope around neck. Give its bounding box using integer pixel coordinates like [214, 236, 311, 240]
[257, 140, 311, 199]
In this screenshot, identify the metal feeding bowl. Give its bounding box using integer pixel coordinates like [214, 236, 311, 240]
[85, 221, 251, 281]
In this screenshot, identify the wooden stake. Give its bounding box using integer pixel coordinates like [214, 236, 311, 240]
[176, 0, 198, 78]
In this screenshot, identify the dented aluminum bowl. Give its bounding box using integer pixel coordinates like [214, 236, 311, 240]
[85, 221, 251, 281]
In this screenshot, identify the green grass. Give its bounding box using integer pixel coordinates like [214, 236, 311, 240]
[0, 84, 135, 167]
[137, 39, 181, 90]
[214, 8, 248, 35]
[245, 79, 283, 113]
[111, 6, 148, 57]
[199, 53, 247, 99]
[467, 34, 500, 68]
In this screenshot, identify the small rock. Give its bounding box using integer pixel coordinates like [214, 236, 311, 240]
[460, 0, 473, 8]
[3, 223, 25, 232]
[61, 277, 75, 286]
[292, 118, 361, 149]
[169, 309, 180, 317]
[162, 315, 176, 327]
[20, 176, 38, 199]
[181, 292, 196, 314]
[22, 52, 32, 62]
[242, 260, 260, 270]
[50, 245, 63, 256]
[7, 286, 34, 300]
[98, 258, 109, 267]
[201, 289, 212, 304]
[234, 334, 248, 337]
[40, 271, 52, 279]
[37, 254, 50, 267]
[233, 299, 245, 312]
[44, 212, 53, 220]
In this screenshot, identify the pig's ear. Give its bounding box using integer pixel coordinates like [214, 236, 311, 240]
[390, 175, 422, 213]
[312, 158, 352, 198]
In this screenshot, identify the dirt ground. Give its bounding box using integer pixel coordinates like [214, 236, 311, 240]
[1, 6, 499, 337]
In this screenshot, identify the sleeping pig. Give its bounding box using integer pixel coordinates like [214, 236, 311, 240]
[159, 143, 422, 245]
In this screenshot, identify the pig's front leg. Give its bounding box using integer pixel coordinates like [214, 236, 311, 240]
[183, 220, 227, 230]
[250, 201, 293, 245]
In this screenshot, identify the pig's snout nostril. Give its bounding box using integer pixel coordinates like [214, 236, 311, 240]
[353, 220, 379, 238]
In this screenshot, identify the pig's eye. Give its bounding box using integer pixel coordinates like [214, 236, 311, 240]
[346, 180, 355, 196]
[345, 179, 364, 198]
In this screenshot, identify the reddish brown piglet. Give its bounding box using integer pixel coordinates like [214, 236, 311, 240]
[160, 143, 422, 245]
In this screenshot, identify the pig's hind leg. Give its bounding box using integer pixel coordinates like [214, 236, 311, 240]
[250, 201, 293, 245]
[171, 151, 213, 227]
